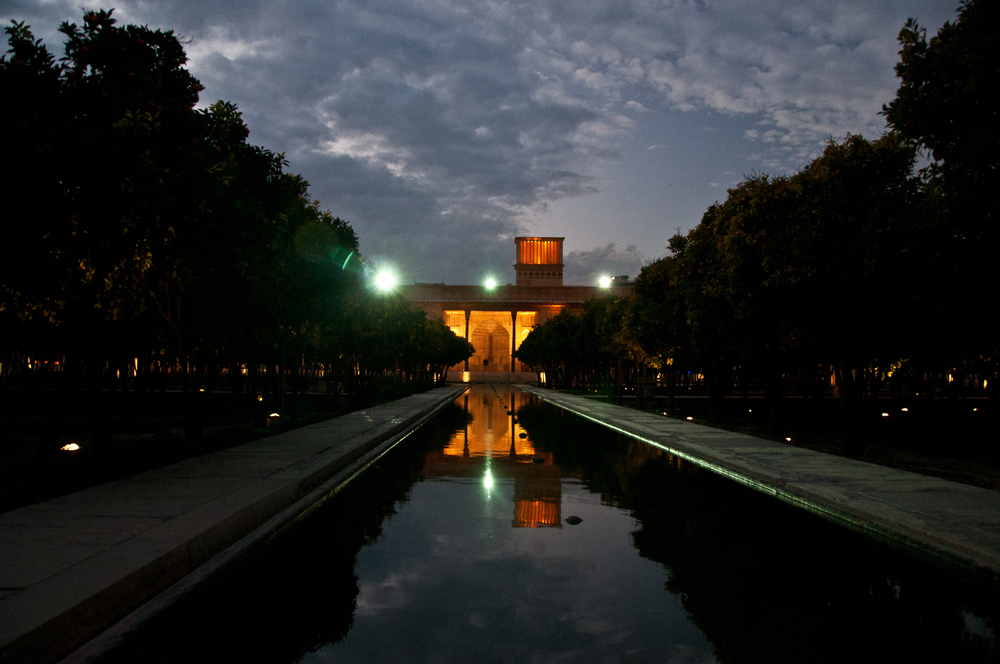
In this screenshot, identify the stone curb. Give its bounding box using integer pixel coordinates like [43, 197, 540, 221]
[518, 385, 1000, 582]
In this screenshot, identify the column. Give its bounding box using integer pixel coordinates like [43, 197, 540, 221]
[510, 310, 517, 373]
[464, 310, 471, 372]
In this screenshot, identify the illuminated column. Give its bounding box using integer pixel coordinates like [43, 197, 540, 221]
[464, 310, 471, 371]
[510, 310, 517, 372]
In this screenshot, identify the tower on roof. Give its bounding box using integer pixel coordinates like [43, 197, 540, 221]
[514, 237, 564, 287]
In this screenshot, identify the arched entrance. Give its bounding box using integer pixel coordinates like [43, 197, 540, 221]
[470, 320, 510, 372]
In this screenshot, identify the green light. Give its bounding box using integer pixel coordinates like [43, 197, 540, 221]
[484, 277, 497, 291]
[599, 275, 612, 288]
[341, 250, 355, 270]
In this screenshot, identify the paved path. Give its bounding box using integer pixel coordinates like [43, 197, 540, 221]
[519, 385, 1000, 581]
[0, 385, 467, 664]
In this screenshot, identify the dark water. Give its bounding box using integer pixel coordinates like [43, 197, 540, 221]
[99, 384, 998, 663]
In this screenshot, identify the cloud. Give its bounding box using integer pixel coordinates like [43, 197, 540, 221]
[563, 243, 646, 285]
[3, 0, 958, 282]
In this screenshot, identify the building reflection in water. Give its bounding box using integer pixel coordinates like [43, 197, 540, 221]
[421, 385, 567, 527]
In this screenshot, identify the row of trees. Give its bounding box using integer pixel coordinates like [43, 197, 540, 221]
[517, 0, 998, 436]
[1, 11, 472, 437]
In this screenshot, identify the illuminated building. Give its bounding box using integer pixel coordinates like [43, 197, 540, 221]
[420, 389, 570, 528]
[401, 237, 627, 379]
[514, 236, 564, 286]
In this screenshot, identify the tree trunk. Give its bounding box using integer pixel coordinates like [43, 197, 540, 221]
[765, 367, 784, 439]
[837, 362, 861, 456]
[707, 359, 726, 423]
[666, 368, 676, 416]
[614, 355, 623, 404]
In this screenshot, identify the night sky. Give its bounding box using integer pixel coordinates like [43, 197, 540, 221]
[2, 0, 956, 285]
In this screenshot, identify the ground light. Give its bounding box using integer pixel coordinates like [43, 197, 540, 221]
[599, 275, 612, 288]
[483, 276, 497, 291]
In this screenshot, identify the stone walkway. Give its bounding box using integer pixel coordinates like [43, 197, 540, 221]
[0, 385, 467, 664]
[519, 385, 1000, 581]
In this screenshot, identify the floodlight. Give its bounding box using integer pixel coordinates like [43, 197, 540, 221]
[599, 275, 612, 288]
[484, 277, 498, 291]
[374, 268, 398, 293]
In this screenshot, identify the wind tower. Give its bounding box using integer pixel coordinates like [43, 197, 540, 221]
[514, 237, 564, 287]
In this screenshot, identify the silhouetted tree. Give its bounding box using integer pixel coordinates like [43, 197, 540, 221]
[1, 11, 469, 448]
[883, 0, 1000, 393]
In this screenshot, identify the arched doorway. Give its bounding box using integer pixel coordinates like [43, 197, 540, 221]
[471, 320, 510, 372]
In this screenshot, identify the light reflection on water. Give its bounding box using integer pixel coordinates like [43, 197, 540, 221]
[305, 383, 714, 663]
[97, 383, 998, 664]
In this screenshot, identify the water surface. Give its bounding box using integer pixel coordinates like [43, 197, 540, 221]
[99, 384, 998, 663]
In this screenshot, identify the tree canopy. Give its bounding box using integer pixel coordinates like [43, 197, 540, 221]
[1, 10, 471, 437]
[518, 0, 998, 428]
[883, 0, 998, 231]
[882, 0, 1000, 367]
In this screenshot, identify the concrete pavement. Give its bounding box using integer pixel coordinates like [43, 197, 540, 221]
[518, 385, 1000, 581]
[0, 384, 468, 664]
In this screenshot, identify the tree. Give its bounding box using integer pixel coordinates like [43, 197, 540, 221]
[660, 134, 920, 433]
[0, 21, 68, 346]
[632, 256, 697, 414]
[787, 134, 921, 442]
[883, 0, 998, 231]
[666, 205, 744, 421]
[1, 11, 376, 439]
[1, 11, 210, 368]
[883, 0, 1000, 387]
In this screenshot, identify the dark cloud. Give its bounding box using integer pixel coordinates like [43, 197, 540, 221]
[3, 0, 958, 283]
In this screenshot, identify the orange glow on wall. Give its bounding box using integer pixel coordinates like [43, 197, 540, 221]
[516, 237, 563, 265]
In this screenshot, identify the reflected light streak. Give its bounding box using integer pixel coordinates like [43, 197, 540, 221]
[341, 250, 355, 270]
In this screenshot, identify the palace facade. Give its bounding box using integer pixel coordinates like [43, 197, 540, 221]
[400, 237, 625, 379]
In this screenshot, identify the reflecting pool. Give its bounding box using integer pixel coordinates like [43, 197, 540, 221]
[98, 384, 998, 663]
